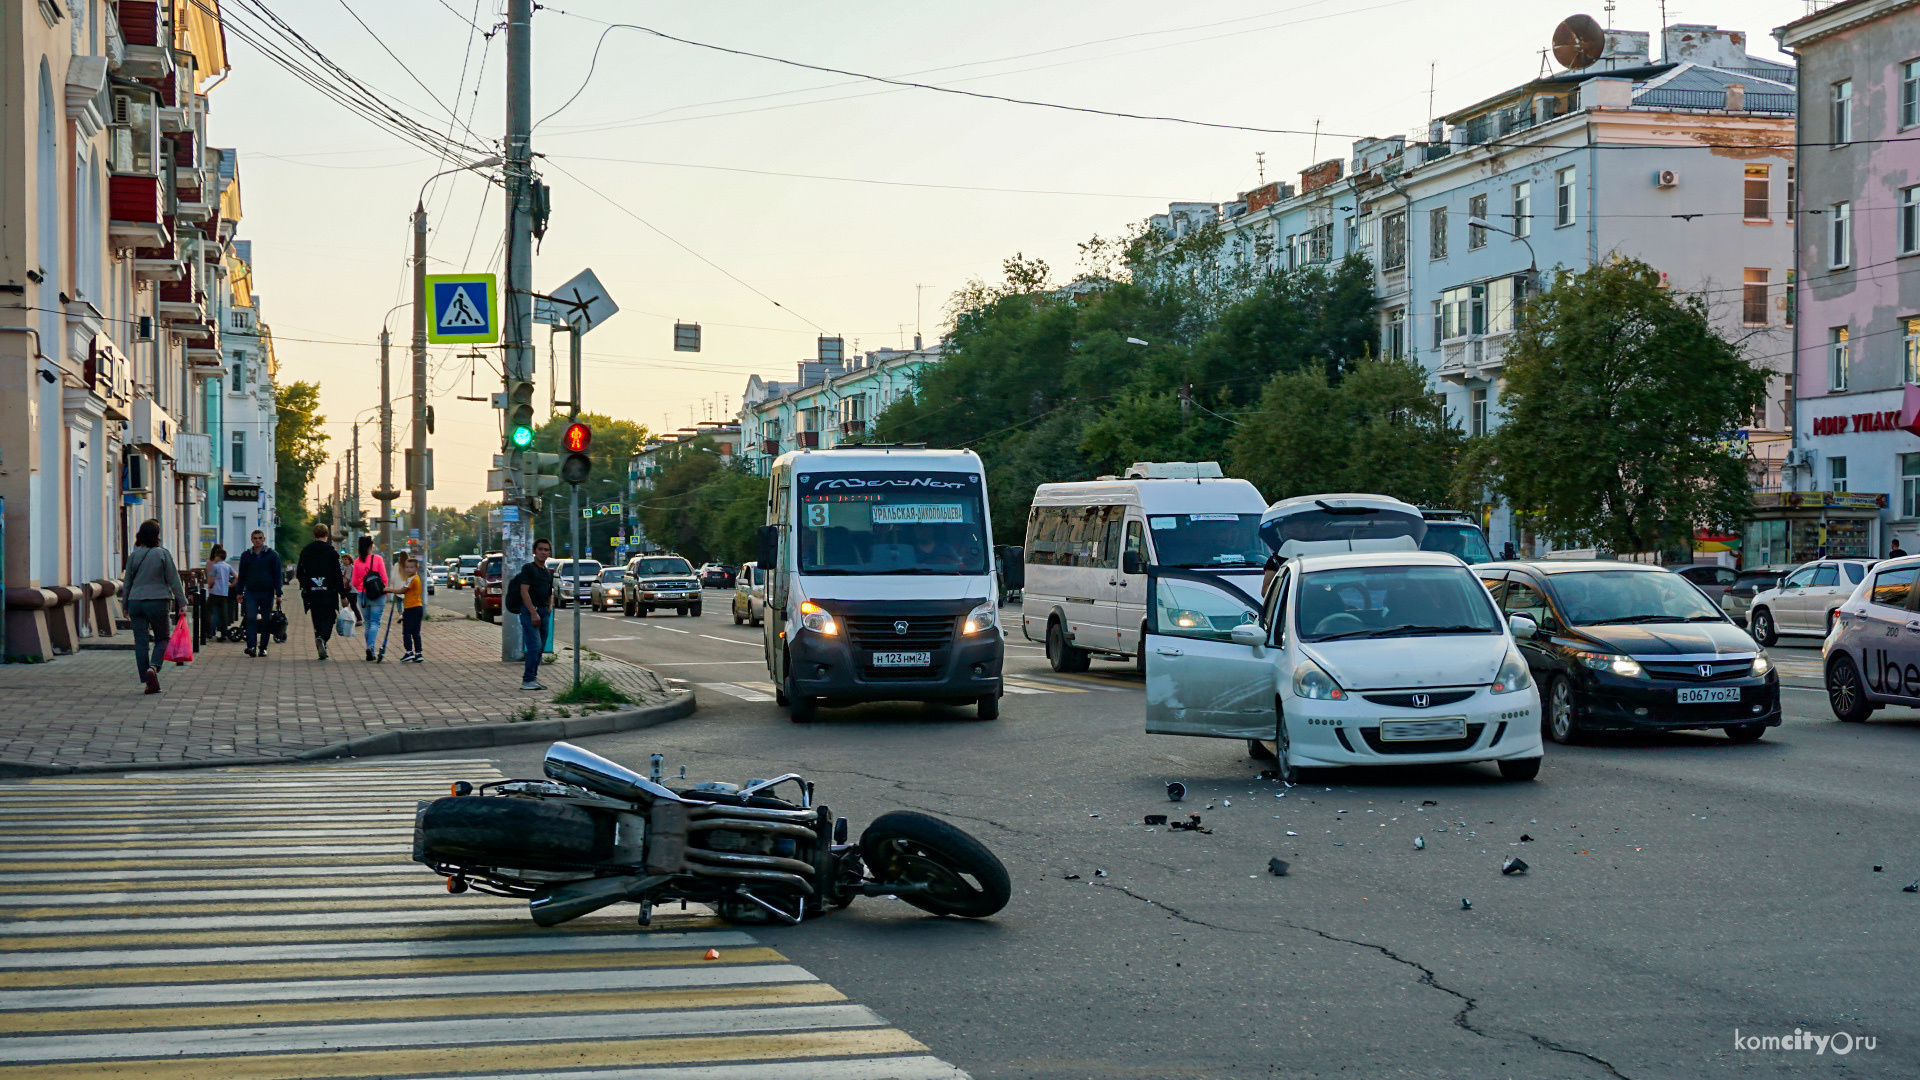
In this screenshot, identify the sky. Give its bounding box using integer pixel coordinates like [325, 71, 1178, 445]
[216, 0, 1814, 512]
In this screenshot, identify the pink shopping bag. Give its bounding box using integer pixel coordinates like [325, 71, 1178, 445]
[163, 613, 194, 664]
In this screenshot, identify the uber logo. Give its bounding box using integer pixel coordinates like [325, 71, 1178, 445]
[1862, 649, 1920, 697]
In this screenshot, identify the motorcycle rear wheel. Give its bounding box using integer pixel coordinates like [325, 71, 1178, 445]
[419, 796, 611, 870]
[860, 810, 1009, 918]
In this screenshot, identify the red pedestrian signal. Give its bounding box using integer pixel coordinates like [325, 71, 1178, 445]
[563, 422, 592, 453]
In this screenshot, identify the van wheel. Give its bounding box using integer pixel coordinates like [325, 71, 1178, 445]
[1749, 608, 1778, 647]
[1046, 620, 1090, 673]
[788, 689, 816, 724]
[1135, 624, 1148, 676]
[1724, 724, 1765, 743]
[691, 603, 702, 618]
[976, 694, 1000, 721]
[734, 610, 745, 625]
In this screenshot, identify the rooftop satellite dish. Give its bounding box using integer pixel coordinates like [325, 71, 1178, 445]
[1552, 14, 1606, 70]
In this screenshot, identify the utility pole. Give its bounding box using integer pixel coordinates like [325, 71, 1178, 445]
[411, 204, 430, 566]
[501, 0, 535, 663]
[375, 330, 397, 555]
[349, 426, 360, 546]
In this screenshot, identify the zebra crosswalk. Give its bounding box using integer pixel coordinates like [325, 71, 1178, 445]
[0, 758, 969, 1080]
[690, 673, 1136, 702]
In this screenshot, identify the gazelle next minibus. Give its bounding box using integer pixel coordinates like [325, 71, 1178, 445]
[756, 447, 1005, 723]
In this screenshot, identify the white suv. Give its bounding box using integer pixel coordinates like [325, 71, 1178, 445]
[1746, 559, 1873, 645]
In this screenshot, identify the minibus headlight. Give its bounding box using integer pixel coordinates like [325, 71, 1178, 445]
[963, 602, 998, 635]
[799, 599, 838, 636]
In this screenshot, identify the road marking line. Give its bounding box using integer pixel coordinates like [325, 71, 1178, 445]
[0, 865, 423, 885]
[699, 635, 761, 648]
[1004, 677, 1083, 694]
[0, 905, 564, 935]
[1000, 685, 1049, 695]
[0, 827, 416, 844]
[0, 917, 726, 954]
[0, 845, 409, 862]
[0, 883, 493, 905]
[0, 963, 819, 1011]
[0, 813, 418, 826]
[697, 683, 775, 703]
[737, 681, 778, 693]
[0, 945, 784, 987]
[400, 1057, 971, 1080]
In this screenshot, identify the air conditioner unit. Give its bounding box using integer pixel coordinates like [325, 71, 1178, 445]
[1784, 448, 1816, 468]
[1655, 169, 1680, 188]
[123, 454, 149, 493]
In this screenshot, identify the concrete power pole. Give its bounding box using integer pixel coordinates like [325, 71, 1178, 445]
[411, 204, 430, 566]
[501, 0, 535, 662]
[376, 330, 397, 554]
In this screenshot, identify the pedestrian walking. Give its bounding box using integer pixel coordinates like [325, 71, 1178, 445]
[339, 551, 361, 624]
[394, 553, 426, 662]
[351, 537, 391, 662]
[297, 523, 351, 660]
[204, 546, 235, 643]
[508, 537, 556, 691]
[236, 529, 283, 657]
[121, 519, 186, 694]
[1890, 541, 1908, 559]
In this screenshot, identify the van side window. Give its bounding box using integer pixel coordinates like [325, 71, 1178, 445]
[1026, 507, 1062, 566]
[1097, 509, 1122, 570]
[1124, 520, 1146, 569]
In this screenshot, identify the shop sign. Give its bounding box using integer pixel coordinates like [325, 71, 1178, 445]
[222, 483, 260, 501]
[1755, 491, 1889, 509]
[1811, 409, 1901, 436]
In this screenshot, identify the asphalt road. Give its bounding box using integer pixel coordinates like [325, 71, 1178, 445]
[426, 589, 1920, 1079]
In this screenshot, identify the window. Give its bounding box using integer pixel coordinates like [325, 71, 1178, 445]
[1906, 318, 1920, 383]
[1743, 269, 1769, 326]
[1829, 327, 1851, 390]
[1905, 61, 1920, 130]
[1786, 270, 1797, 327]
[1753, 381, 1769, 429]
[1485, 276, 1518, 335]
[1831, 202, 1852, 268]
[1381, 211, 1407, 270]
[1556, 167, 1576, 227]
[1306, 222, 1332, 264]
[1903, 186, 1920, 255]
[1469, 388, 1489, 437]
[230, 430, 246, 476]
[1830, 456, 1848, 492]
[1903, 454, 1920, 517]
[1873, 566, 1917, 607]
[1511, 181, 1531, 237]
[1430, 206, 1449, 260]
[1500, 577, 1552, 629]
[1744, 164, 1770, 222]
[1440, 284, 1486, 339]
[1832, 79, 1853, 145]
[1786, 166, 1796, 222]
[1382, 308, 1406, 360]
[1432, 300, 1443, 349]
[1467, 194, 1488, 249]
[229, 357, 246, 393]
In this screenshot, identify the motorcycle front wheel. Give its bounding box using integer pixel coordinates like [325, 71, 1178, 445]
[860, 810, 1010, 919]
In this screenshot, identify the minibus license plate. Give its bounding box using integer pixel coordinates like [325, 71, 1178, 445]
[1677, 688, 1740, 704]
[872, 651, 931, 667]
[1379, 718, 1467, 741]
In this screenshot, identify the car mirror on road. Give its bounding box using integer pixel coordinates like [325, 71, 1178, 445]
[1508, 613, 1539, 638]
[1229, 624, 1267, 649]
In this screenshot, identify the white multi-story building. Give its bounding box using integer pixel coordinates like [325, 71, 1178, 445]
[738, 341, 942, 477]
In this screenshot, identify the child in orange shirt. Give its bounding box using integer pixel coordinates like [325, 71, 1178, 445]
[395, 553, 427, 662]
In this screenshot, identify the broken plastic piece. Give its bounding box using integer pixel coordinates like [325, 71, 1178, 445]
[1905, 881, 1919, 893]
[1223, 800, 1232, 807]
[1422, 800, 1438, 806]
[1095, 869, 1108, 877]
[1268, 858, 1289, 876]
[1285, 830, 1298, 836]
[1413, 836, 1425, 850]
[1873, 865, 1883, 872]
[1064, 873, 1080, 880]
[703, 948, 721, 960]
[1461, 898, 1472, 910]
[1501, 857, 1529, 875]
[1519, 834, 1534, 842]
[1144, 814, 1168, 826]
[1166, 782, 1186, 802]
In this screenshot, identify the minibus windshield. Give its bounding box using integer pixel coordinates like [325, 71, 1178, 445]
[796, 470, 989, 575]
[1147, 513, 1268, 568]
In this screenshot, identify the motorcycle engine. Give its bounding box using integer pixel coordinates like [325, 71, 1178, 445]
[703, 829, 800, 859]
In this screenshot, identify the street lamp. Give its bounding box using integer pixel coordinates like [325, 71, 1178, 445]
[1466, 216, 1538, 282]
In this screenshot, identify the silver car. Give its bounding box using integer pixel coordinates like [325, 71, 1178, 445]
[1747, 559, 1873, 645]
[732, 561, 766, 626]
[1719, 569, 1785, 628]
[1822, 555, 1920, 721]
[588, 566, 627, 612]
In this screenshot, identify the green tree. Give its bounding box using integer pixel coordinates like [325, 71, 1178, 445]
[634, 444, 767, 567]
[531, 414, 648, 562]
[274, 381, 329, 559]
[1454, 258, 1767, 553]
[429, 503, 492, 561]
[1226, 355, 1462, 505]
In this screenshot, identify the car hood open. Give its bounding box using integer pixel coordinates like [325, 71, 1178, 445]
[1302, 635, 1506, 690]
[1570, 621, 1757, 657]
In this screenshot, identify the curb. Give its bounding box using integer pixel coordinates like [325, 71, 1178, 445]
[0, 690, 698, 778]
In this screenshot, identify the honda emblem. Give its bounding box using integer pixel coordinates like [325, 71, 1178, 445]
[1699, 663, 1713, 677]
[893, 620, 910, 635]
[1412, 693, 1431, 709]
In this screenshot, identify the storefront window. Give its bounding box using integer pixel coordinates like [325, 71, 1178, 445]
[1903, 454, 1920, 518]
[1744, 518, 1790, 567]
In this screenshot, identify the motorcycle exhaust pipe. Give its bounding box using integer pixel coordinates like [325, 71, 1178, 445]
[544, 742, 691, 806]
[529, 874, 663, 927]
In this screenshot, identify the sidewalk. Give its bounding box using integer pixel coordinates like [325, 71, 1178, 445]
[0, 611, 688, 771]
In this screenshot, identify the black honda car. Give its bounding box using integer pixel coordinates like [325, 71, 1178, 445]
[1473, 561, 1780, 743]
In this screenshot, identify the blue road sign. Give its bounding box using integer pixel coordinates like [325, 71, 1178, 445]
[424, 274, 498, 344]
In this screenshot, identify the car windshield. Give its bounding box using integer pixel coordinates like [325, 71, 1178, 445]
[1297, 564, 1500, 641]
[599, 568, 624, 582]
[560, 561, 600, 580]
[1420, 522, 1493, 564]
[482, 557, 500, 578]
[635, 557, 693, 576]
[1147, 513, 1268, 568]
[797, 470, 989, 575]
[1550, 570, 1725, 625]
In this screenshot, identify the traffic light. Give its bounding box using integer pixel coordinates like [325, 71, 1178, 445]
[523, 452, 564, 496]
[563, 422, 592, 453]
[505, 379, 536, 449]
[561, 451, 592, 485]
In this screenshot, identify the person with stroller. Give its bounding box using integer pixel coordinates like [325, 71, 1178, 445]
[204, 546, 235, 644]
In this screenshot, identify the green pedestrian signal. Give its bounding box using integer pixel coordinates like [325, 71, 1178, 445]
[504, 379, 536, 449]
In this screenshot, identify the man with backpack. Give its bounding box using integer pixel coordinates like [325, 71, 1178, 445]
[351, 536, 391, 662]
[508, 537, 556, 691]
[236, 530, 283, 657]
[297, 523, 350, 660]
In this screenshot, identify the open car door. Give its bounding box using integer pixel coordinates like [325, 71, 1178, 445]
[1144, 568, 1280, 739]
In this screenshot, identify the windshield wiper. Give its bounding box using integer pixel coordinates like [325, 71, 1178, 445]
[1589, 614, 1687, 624]
[1366, 624, 1492, 638]
[800, 568, 852, 575]
[872, 568, 965, 575]
[1683, 614, 1728, 622]
[1311, 627, 1383, 641]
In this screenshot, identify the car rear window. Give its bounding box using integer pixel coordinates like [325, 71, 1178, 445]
[1812, 565, 1839, 587]
[1845, 563, 1866, 584]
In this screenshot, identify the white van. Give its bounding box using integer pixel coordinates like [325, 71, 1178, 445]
[1145, 492, 1544, 781]
[1018, 462, 1265, 673]
[756, 447, 1005, 723]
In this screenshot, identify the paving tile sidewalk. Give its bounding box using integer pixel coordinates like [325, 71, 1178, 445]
[0, 613, 680, 769]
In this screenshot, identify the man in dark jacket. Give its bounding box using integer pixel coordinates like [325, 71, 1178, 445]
[297, 522, 350, 660]
[236, 530, 284, 657]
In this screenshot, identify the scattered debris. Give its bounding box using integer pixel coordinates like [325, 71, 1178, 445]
[1413, 836, 1425, 850]
[1336, 810, 1348, 814]
[1501, 857, 1529, 875]
[703, 948, 721, 960]
[1095, 869, 1109, 878]
[1461, 898, 1472, 910]
[1519, 834, 1535, 842]
[1332, 842, 1344, 847]
[1143, 814, 1168, 826]
[1267, 858, 1290, 876]
[1905, 881, 1919, 893]
[1170, 813, 1212, 834]
[1089, 813, 1101, 818]
[1223, 800, 1231, 807]
[1205, 804, 1216, 811]
[1285, 830, 1298, 836]
[1422, 800, 1438, 806]
[1166, 782, 1186, 802]
[1064, 873, 1080, 880]
[1872, 865, 1883, 872]
[1530, 819, 1537, 824]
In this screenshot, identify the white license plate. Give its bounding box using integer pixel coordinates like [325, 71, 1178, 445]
[1379, 718, 1468, 741]
[1678, 687, 1741, 703]
[871, 651, 931, 667]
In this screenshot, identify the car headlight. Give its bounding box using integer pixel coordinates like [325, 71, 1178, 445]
[1572, 649, 1644, 678]
[799, 599, 838, 636]
[1168, 608, 1208, 630]
[963, 601, 997, 635]
[1751, 653, 1771, 676]
[1292, 657, 1346, 700]
[1491, 647, 1533, 694]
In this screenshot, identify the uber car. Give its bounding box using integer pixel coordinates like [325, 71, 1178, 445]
[622, 554, 702, 617]
[1475, 560, 1778, 743]
[1745, 559, 1873, 645]
[1822, 554, 1920, 722]
[1144, 493, 1544, 781]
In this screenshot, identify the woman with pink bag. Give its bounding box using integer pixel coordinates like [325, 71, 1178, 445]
[120, 519, 187, 695]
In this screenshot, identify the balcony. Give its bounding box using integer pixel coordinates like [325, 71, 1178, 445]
[1434, 337, 1507, 385]
[761, 439, 779, 455]
[133, 227, 183, 282]
[156, 277, 204, 324]
[839, 419, 866, 436]
[184, 322, 222, 369]
[107, 173, 168, 248]
[798, 431, 820, 449]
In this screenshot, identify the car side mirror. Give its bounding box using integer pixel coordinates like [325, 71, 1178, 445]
[1229, 624, 1267, 648]
[756, 525, 779, 571]
[995, 545, 1025, 591]
[1122, 551, 1145, 576]
[1508, 613, 1539, 639]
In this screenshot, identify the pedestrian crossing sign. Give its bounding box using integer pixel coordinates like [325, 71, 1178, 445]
[424, 273, 498, 343]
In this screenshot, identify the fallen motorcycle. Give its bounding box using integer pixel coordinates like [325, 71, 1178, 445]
[413, 741, 1010, 926]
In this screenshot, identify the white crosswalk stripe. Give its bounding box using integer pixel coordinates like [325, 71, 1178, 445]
[0, 759, 970, 1079]
[697, 682, 777, 702]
